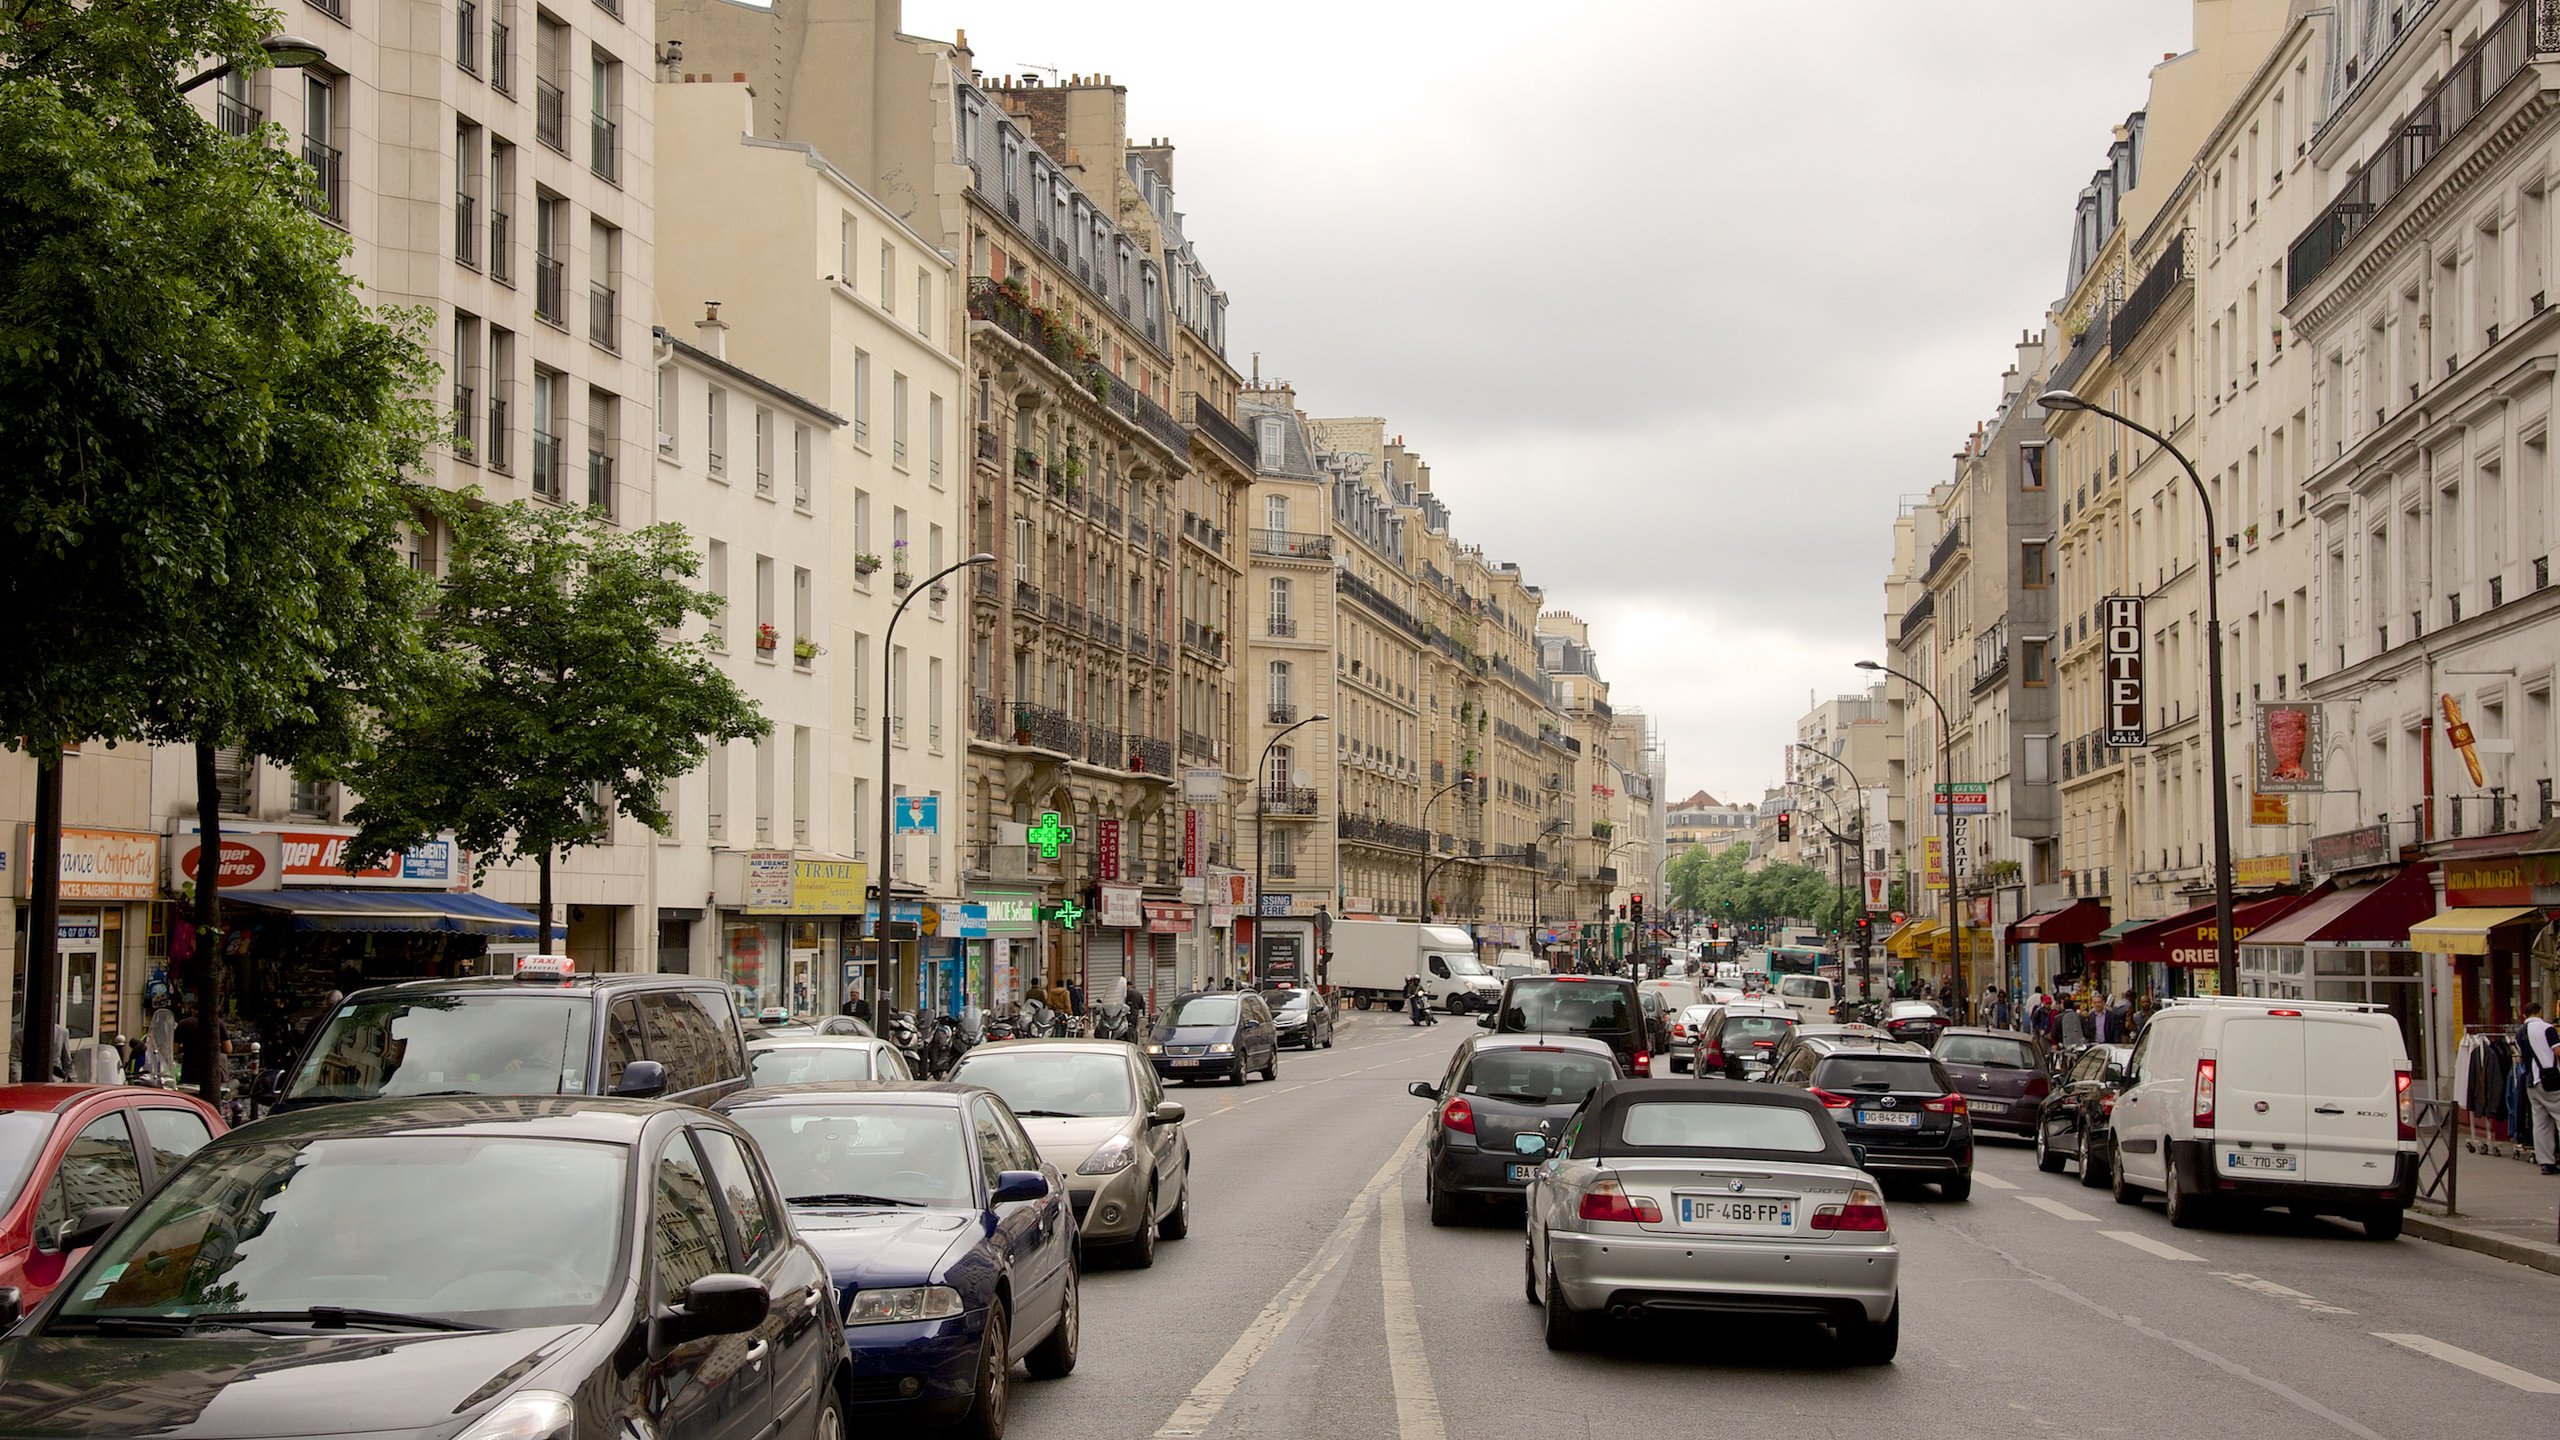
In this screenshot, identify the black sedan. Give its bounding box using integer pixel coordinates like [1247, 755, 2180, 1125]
[2033, 1042, 2134, 1186]
[1408, 1035, 1619, 1224]
[1878, 1001, 1950, 1048]
[720, 1082, 1079, 1437]
[1145, 991, 1281, 1084]
[1261, 985, 1336, 1049]
[0, 1097, 845, 1440]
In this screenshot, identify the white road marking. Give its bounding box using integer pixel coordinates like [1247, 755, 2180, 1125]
[2372, 1334, 2560, 1393]
[1375, 1156, 1447, 1440]
[1970, 1170, 2019, 1190]
[2017, 1195, 2097, 1222]
[1152, 1117, 1428, 1438]
[2100, 1230, 2206, 1262]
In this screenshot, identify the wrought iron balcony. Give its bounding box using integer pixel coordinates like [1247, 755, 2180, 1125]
[535, 79, 567, 153]
[534, 256, 566, 326]
[1259, 785, 1319, 816]
[1181, 391, 1255, 468]
[303, 139, 345, 225]
[1251, 529, 1332, 561]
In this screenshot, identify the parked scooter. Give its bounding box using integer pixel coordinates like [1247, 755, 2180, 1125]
[1090, 1000, 1137, 1042]
[885, 1009, 927, 1075]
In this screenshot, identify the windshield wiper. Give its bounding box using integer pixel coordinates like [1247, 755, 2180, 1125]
[788, 1192, 927, 1208]
[82, 1307, 488, 1334]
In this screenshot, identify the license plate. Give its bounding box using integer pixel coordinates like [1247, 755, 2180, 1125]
[1506, 1163, 1537, 1182]
[1676, 1194, 1795, 1230]
[2226, 1150, 2298, 1172]
[1970, 1099, 2006, 1113]
[1857, 1110, 1920, 1128]
[1170, 1058, 1199, 1068]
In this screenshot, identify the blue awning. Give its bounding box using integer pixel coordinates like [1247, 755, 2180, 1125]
[224, 889, 545, 938]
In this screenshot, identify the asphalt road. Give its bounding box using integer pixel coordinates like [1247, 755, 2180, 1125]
[1005, 1008, 2560, 1440]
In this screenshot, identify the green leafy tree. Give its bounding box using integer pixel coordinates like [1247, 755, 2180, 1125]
[345, 503, 771, 942]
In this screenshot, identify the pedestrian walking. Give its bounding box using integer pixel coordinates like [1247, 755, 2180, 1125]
[2058, 1000, 2087, 1049]
[2519, 1001, 2560, 1175]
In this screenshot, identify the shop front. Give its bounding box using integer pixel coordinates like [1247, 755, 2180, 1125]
[965, 889, 1043, 1015]
[2422, 834, 2560, 1040]
[2112, 889, 2323, 1001]
[2007, 899, 2108, 998]
[721, 852, 864, 1019]
[1088, 883, 1146, 1007]
[1144, 902, 1194, 1013]
[9, 825, 159, 1081]
[2237, 864, 2438, 1087]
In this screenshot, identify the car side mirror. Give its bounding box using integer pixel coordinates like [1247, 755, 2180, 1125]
[992, 1170, 1051, 1204]
[1407, 1080, 1438, 1102]
[1849, 1144, 1869, 1170]
[659, 1273, 768, 1346]
[1512, 1133, 1548, 1158]
[50, 1206, 127, 1255]
[611, 1058, 669, 1099]
[1148, 1101, 1186, 1128]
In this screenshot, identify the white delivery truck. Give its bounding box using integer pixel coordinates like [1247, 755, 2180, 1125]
[1327, 920, 1501, 1013]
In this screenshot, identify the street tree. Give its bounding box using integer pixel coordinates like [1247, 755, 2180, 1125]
[345, 502, 771, 944]
[2, 0, 440, 1080]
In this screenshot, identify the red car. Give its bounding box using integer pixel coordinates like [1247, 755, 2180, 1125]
[0, 1084, 227, 1314]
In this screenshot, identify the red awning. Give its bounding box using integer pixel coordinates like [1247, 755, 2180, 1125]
[2010, 899, 2110, 945]
[2113, 889, 2325, 968]
[2237, 866, 2435, 948]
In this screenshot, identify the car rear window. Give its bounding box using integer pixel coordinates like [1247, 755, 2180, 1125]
[1718, 1013, 1795, 1044]
[1619, 1102, 1827, 1153]
[1778, 976, 1829, 999]
[749, 1044, 877, 1086]
[1814, 1056, 1946, 1093]
[1461, 1050, 1614, 1106]
[1937, 1035, 2036, 1068]
[1498, 981, 1634, 1036]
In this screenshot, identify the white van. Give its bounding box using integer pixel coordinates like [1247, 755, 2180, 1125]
[1772, 973, 1837, 1024]
[2103, 997, 2414, 1239]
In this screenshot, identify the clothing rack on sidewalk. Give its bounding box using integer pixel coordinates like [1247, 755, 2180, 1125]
[2454, 1025, 2527, 1160]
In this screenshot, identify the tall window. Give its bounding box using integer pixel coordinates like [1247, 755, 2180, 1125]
[303, 74, 344, 224]
[453, 313, 482, 462]
[916, 268, 933, 334]
[928, 657, 945, 751]
[588, 220, 620, 351]
[486, 328, 516, 473]
[488, 139, 517, 283]
[839, 213, 856, 284]
[928, 395, 945, 487]
[1268, 660, 1293, 715]
[705, 540, 728, 650]
[531, 367, 563, 499]
[879, 241, 896, 312]
[1268, 577, 1293, 636]
[705, 386, 728, 476]
[853, 351, 872, 448]
[590, 50, 620, 182]
[793, 423, 812, 510]
[1265, 494, 1289, 533]
[892, 373, 909, 468]
[534, 193, 567, 325]
[585, 389, 616, 517]
[753, 407, 773, 495]
[456, 121, 484, 267]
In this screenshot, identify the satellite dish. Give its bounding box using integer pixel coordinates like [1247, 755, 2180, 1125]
[1291, 767, 1311, 787]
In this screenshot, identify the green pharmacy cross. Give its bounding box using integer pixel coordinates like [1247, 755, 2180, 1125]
[1027, 811, 1075, 859]
[1047, 898, 1085, 930]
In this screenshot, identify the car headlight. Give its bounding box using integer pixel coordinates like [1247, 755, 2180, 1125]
[1209, 1042, 1235, 1054]
[845, 1285, 966, 1325]
[1077, 1135, 1137, 1175]
[1144, 1043, 1164, 1055]
[454, 1392, 575, 1440]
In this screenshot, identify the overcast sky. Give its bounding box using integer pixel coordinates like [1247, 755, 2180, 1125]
[906, 0, 2195, 806]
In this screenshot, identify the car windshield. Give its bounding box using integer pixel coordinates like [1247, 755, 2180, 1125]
[1937, 1035, 2037, 1069]
[1719, 1013, 1796, 1044]
[950, 1050, 1135, 1119]
[0, 1112, 57, 1216]
[1817, 1056, 1945, 1093]
[1777, 977, 1828, 999]
[1461, 1050, 1613, 1106]
[1500, 982, 1630, 1035]
[53, 1135, 627, 1329]
[1618, 1102, 1827, 1153]
[1170, 996, 1240, 1027]
[732, 1104, 975, 1209]
[748, 1044, 878, 1086]
[1437, 952, 1488, 978]
[284, 996, 594, 1101]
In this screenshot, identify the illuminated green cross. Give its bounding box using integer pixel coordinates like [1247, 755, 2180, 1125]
[1049, 898, 1085, 930]
[1026, 811, 1075, 858]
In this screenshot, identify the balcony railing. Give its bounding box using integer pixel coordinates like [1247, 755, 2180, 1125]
[534, 256, 566, 326]
[1267, 614, 1297, 638]
[491, 21, 513, 93]
[591, 114, 619, 183]
[490, 208, 513, 283]
[214, 92, 260, 136]
[1180, 391, 1255, 468]
[2111, 232, 2187, 351]
[1924, 520, 1967, 580]
[486, 397, 512, 473]
[1267, 701, 1297, 724]
[1267, 859, 1298, 879]
[2289, 0, 2551, 299]
[1338, 814, 1429, 851]
[589, 283, 617, 350]
[534, 79, 567, 152]
[1897, 590, 1936, 642]
[587, 450, 614, 516]
[457, 0, 480, 72]
[303, 139, 345, 224]
[1251, 528, 1332, 561]
[1258, 785, 1319, 816]
[452, 385, 476, 458]
[531, 428, 564, 499]
[455, 191, 479, 267]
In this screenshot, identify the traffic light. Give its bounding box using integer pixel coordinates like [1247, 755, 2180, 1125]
[1776, 812, 1793, 842]
[1630, 893, 1644, 929]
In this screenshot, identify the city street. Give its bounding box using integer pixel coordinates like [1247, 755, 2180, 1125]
[1012, 1009, 2560, 1440]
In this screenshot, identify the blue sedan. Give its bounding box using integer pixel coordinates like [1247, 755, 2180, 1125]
[721, 1082, 1079, 1438]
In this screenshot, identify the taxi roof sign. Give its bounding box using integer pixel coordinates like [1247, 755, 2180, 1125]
[514, 954, 576, 983]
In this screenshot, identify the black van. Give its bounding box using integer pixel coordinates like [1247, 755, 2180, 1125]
[276, 964, 751, 1110]
[1483, 974, 1653, 1076]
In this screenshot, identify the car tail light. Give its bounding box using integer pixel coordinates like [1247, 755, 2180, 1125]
[2023, 1073, 2051, 1098]
[2193, 1057, 2217, 1129]
[1922, 1093, 1968, 1117]
[1632, 1051, 1650, 1075]
[1700, 1046, 1726, 1071]
[2099, 1091, 2116, 1115]
[1671, 1022, 1689, 1040]
[1440, 1097, 1475, 1135]
[2395, 1069, 2415, 1142]
[1809, 1187, 1889, 1232]
[1576, 1179, 1661, 1224]
[1808, 1087, 1855, 1110]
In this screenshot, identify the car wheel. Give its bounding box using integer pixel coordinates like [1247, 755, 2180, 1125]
[1228, 1063, 1247, 1087]
[1124, 1191, 1159, 1269]
[2164, 1152, 2208, 1230]
[1025, 1263, 1079, 1379]
[1323, 1024, 1334, 1049]
[1263, 1051, 1280, 1082]
[1842, 1300, 1900, 1365]
[1427, 1168, 1462, 1227]
[2361, 1206, 2404, 1241]
[1353, 994, 1373, 1011]
[2110, 1143, 2143, 1205]
[814, 1378, 845, 1440]
[2035, 1123, 2066, 1174]
[1541, 1255, 1599, 1352]
[2079, 1133, 2112, 1189]
[1939, 1173, 1972, 1202]
[1158, 1178, 1191, 1240]
[951, 1302, 1008, 1440]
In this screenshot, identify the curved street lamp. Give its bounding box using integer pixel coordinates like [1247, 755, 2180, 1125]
[179, 34, 331, 94]
[1858, 658, 1965, 1006]
[875, 554, 994, 1012]
[1417, 773, 1480, 921]
[1253, 712, 1330, 970]
[2041, 386, 2239, 997]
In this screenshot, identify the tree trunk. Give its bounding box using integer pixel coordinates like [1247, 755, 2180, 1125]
[17, 750, 63, 1081]
[184, 741, 227, 1094]
[537, 847, 555, 955]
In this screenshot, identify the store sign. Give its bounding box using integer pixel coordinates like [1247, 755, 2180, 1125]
[973, 896, 1041, 934]
[1145, 902, 1194, 934]
[1864, 871, 1888, 910]
[168, 831, 284, 892]
[1259, 893, 1294, 916]
[746, 854, 867, 915]
[1931, 785, 1989, 816]
[1099, 883, 1144, 928]
[1185, 767, 1223, 803]
[2233, 853, 2300, 888]
[178, 821, 458, 890]
[894, 795, 940, 834]
[2310, 824, 2392, 875]
[1183, 810, 1200, 877]
[2103, 596, 2147, 747]
[2444, 851, 2560, 907]
[2249, 791, 2290, 826]
[16, 826, 160, 901]
[746, 850, 795, 909]
[2254, 702, 2325, 793]
[1922, 835, 1946, 887]
[1097, 819, 1122, 882]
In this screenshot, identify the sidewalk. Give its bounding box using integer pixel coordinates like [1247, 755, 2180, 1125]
[2408, 1134, 2560, 1276]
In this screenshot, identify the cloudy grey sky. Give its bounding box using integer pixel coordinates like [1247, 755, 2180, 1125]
[907, 0, 2194, 805]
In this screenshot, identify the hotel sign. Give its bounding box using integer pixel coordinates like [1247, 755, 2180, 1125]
[2103, 596, 2146, 747]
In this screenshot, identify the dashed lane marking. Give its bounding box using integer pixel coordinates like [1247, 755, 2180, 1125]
[1970, 1170, 2019, 1190]
[2100, 1230, 2206, 1262]
[2017, 1195, 2098, 1222]
[2212, 1272, 2354, 1315]
[1376, 1142, 1447, 1440]
[2372, 1334, 2560, 1393]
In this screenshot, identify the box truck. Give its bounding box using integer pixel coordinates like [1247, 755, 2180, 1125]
[1326, 920, 1500, 1013]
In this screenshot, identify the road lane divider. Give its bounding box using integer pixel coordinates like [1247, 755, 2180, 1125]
[1969, 1170, 2019, 1190]
[2211, 1272, 2353, 1315]
[1152, 1117, 1429, 1438]
[2100, 1230, 2206, 1262]
[2371, 1334, 2560, 1393]
[2017, 1195, 2098, 1222]
[1375, 1149, 1447, 1440]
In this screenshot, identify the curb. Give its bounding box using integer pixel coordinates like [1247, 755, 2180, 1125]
[2404, 1209, 2560, 1277]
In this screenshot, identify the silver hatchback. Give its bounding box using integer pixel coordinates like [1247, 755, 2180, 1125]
[947, 1038, 1193, 1267]
[1522, 1078, 1901, 1362]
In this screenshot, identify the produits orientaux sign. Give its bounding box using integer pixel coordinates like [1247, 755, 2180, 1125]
[2103, 595, 2147, 747]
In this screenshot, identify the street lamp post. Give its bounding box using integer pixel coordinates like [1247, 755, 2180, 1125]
[1417, 774, 1479, 921]
[1791, 744, 1875, 1002]
[178, 34, 331, 94]
[2041, 387, 2238, 996]
[1253, 712, 1330, 979]
[878, 554, 994, 1016]
[1857, 659, 1965, 1009]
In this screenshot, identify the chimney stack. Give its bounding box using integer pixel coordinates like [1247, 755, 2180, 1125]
[696, 301, 728, 359]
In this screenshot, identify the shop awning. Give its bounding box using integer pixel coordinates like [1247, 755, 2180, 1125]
[2237, 866, 2436, 948]
[2093, 918, 2147, 946]
[2114, 890, 2323, 968]
[2406, 905, 2548, 956]
[1887, 917, 1939, 960]
[226, 888, 544, 937]
[2011, 899, 2110, 945]
[2521, 817, 2560, 855]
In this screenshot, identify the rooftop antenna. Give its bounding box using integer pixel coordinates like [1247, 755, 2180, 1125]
[1014, 62, 1058, 85]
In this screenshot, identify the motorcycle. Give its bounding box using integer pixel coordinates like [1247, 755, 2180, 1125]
[983, 1007, 1018, 1044]
[885, 1009, 927, 1075]
[1090, 1001, 1136, 1043]
[926, 1013, 964, 1078]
